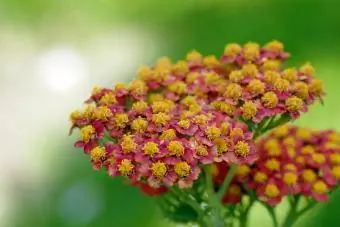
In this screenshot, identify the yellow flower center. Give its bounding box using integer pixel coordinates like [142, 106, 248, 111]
[152, 100, 173, 113]
[261, 91, 278, 108]
[186, 72, 200, 84]
[193, 114, 209, 125]
[224, 83, 242, 99]
[295, 155, 305, 165]
[70, 110, 83, 123]
[172, 60, 189, 74]
[148, 93, 164, 103]
[220, 122, 230, 136]
[265, 184, 280, 198]
[137, 65, 153, 81]
[168, 81, 187, 95]
[160, 129, 177, 140]
[178, 119, 191, 129]
[114, 113, 129, 128]
[129, 79, 148, 95]
[297, 128, 312, 140]
[168, 141, 185, 156]
[283, 172, 297, 185]
[94, 106, 113, 120]
[234, 140, 250, 157]
[283, 136, 296, 147]
[121, 135, 137, 153]
[300, 62, 315, 75]
[301, 145, 315, 155]
[196, 145, 209, 156]
[293, 82, 309, 100]
[186, 50, 202, 63]
[286, 147, 296, 158]
[91, 86, 102, 95]
[312, 153, 326, 164]
[254, 171, 267, 183]
[152, 113, 170, 126]
[264, 40, 284, 52]
[285, 96, 303, 111]
[205, 126, 221, 140]
[224, 43, 242, 57]
[332, 166, 340, 179]
[151, 161, 167, 178]
[241, 63, 258, 78]
[263, 60, 281, 71]
[229, 70, 244, 82]
[132, 101, 148, 111]
[174, 162, 191, 177]
[237, 164, 250, 177]
[302, 169, 316, 182]
[264, 71, 280, 85]
[330, 153, 340, 164]
[156, 57, 172, 69]
[309, 79, 324, 96]
[248, 79, 265, 94]
[330, 132, 340, 144]
[99, 92, 117, 105]
[312, 180, 328, 194]
[264, 139, 281, 156]
[131, 117, 148, 133]
[230, 127, 244, 138]
[90, 146, 106, 161]
[273, 125, 289, 137]
[241, 101, 257, 120]
[205, 72, 221, 85]
[214, 138, 229, 154]
[203, 55, 220, 68]
[274, 78, 290, 92]
[265, 158, 280, 171]
[284, 164, 297, 172]
[143, 142, 159, 156]
[243, 42, 260, 61]
[80, 125, 95, 142]
[282, 68, 298, 82]
[118, 159, 134, 175]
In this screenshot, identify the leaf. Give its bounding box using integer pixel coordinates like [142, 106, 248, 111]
[165, 203, 199, 224]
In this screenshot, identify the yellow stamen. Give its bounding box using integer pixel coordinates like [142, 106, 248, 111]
[263, 60, 281, 71]
[283, 172, 297, 185]
[296, 128, 312, 140]
[293, 82, 309, 100]
[90, 146, 106, 161]
[302, 169, 316, 182]
[131, 117, 148, 133]
[312, 180, 328, 194]
[151, 161, 167, 178]
[205, 126, 221, 140]
[284, 164, 297, 172]
[205, 72, 221, 85]
[224, 83, 243, 99]
[332, 166, 340, 179]
[94, 106, 112, 120]
[178, 119, 190, 129]
[264, 40, 284, 53]
[273, 125, 289, 137]
[230, 127, 244, 139]
[300, 62, 314, 75]
[156, 57, 172, 70]
[168, 81, 187, 95]
[248, 79, 265, 94]
[312, 153, 326, 164]
[241, 63, 258, 78]
[118, 159, 134, 175]
[229, 70, 244, 82]
[301, 145, 315, 154]
[132, 101, 148, 111]
[152, 100, 173, 113]
[152, 113, 170, 126]
[193, 114, 209, 125]
[186, 72, 200, 84]
[148, 93, 164, 103]
[237, 164, 250, 177]
[283, 136, 296, 147]
[214, 138, 229, 154]
[241, 101, 257, 120]
[285, 96, 303, 111]
[264, 71, 280, 85]
[282, 68, 298, 82]
[264, 184, 280, 198]
[262, 91, 278, 108]
[264, 139, 281, 156]
[168, 141, 185, 156]
[99, 92, 117, 105]
[309, 79, 324, 96]
[204, 55, 220, 68]
[174, 162, 191, 177]
[143, 142, 159, 156]
[330, 153, 340, 164]
[265, 158, 280, 171]
[234, 140, 250, 157]
[160, 129, 177, 140]
[274, 78, 290, 92]
[91, 86, 102, 95]
[80, 125, 95, 142]
[243, 42, 260, 61]
[224, 43, 242, 57]
[196, 145, 209, 156]
[137, 65, 153, 81]
[186, 50, 202, 63]
[254, 171, 267, 183]
[121, 135, 137, 153]
[113, 113, 129, 128]
[172, 60, 189, 74]
[129, 79, 148, 95]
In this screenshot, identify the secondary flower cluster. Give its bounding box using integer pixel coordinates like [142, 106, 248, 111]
[69, 40, 325, 191]
[214, 125, 340, 205]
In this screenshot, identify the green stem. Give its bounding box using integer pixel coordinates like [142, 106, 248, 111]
[239, 199, 255, 227]
[204, 166, 225, 227]
[260, 202, 278, 227]
[169, 187, 203, 216]
[217, 164, 238, 200]
[283, 199, 317, 227]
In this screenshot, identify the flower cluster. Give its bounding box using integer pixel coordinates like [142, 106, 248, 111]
[69, 78, 255, 189]
[213, 125, 340, 205]
[69, 40, 325, 193]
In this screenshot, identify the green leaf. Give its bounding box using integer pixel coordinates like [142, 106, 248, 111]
[166, 203, 199, 224]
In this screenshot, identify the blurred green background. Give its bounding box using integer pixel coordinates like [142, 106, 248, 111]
[1, 0, 340, 226]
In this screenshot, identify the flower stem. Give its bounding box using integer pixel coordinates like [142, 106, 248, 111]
[260, 202, 278, 227]
[217, 164, 238, 200]
[239, 198, 255, 227]
[282, 198, 317, 227]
